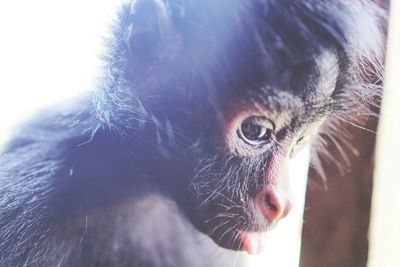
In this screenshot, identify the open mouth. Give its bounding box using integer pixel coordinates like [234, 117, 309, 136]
[199, 201, 274, 254]
[240, 230, 269, 254]
[207, 227, 270, 255]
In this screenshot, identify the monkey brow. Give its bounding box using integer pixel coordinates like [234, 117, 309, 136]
[246, 85, 334, 128]
[249, 85, 330, 112]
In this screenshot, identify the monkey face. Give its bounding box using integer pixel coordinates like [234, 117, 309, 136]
[100, 0, 384, 255]
[186, 80, 334, 254]
[174, 46, 339, 253]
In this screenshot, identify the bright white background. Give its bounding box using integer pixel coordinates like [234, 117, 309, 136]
[368, 1, 400, 266]
[0, 1, 120, 144]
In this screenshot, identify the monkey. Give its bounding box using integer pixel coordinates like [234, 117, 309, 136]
[0, 0, 386, 266]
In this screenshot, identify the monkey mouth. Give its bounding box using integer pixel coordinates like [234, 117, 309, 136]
[197, 201, 274, 254]
[207, 227, 269, 255]
[240, 230, 269, 254]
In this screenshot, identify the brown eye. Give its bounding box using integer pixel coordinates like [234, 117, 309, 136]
[238, 116, 275, 145]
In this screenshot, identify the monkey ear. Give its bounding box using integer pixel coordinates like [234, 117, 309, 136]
[124, 0, 174, 57]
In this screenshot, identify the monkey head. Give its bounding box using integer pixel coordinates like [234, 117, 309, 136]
[95, 0, 385, 254]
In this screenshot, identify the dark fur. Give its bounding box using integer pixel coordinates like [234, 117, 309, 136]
[0, 0, 385, 266]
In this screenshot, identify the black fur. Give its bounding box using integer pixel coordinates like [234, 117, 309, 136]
[0, 0, 386, 266]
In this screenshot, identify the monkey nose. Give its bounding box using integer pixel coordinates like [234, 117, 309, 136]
[255, 188, 294, 225]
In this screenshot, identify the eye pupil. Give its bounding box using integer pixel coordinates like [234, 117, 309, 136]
[239, 116, 274, 145]
[241, 123, 265, 140]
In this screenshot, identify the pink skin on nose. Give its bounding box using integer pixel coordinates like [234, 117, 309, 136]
[264, 151, 294, 219]
[257, 149, 295, 221]
[242, 151, 295, 254]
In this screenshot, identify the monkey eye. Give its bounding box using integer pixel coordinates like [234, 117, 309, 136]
[238, 116, 275, 146]
[290, 134, 311, 158]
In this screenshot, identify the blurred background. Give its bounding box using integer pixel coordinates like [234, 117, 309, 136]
[0, 1, 120, 146]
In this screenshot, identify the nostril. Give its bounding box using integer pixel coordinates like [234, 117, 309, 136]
[265, 193, 278, 213]
[256, 189, 293, 225]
